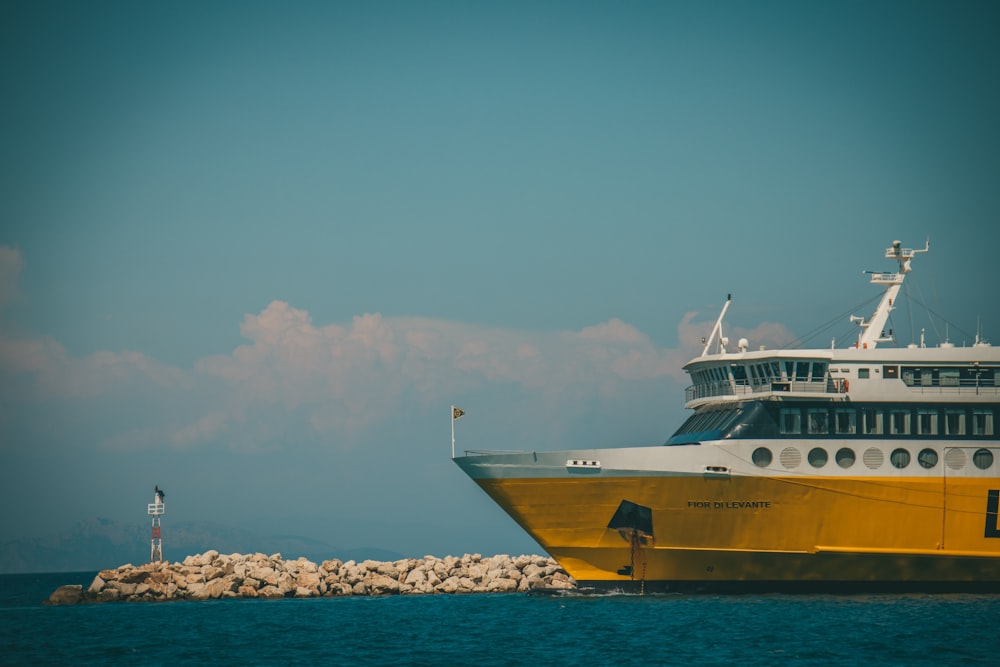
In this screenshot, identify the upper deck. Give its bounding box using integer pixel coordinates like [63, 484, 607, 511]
[684, 240, 998, 409]
[683, 346, 1000, 408]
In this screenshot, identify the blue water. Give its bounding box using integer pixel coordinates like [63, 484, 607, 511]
[3, 572, 999, 666]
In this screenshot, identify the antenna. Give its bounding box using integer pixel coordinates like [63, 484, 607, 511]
[853, 240, 929, 349]
[701, 294, 732, 357]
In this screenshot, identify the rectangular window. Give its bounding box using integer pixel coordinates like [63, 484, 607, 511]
[902, 369, 915, 386]
[705, 410, 734, 431]
[858, 368, 870, 379]
[944, 410, 965, 436]
[889, 409, 910, 435]
[920, 370, 933, 387]
[916, 410, 938, 435]
[972, 410, 995, 436]
[795, 362, 810, 381]
[834, 409, 856, 435]
[811, 362, 826, 381]
[862, 408, 883, 435]
[884, 366, 899, 379]
[808, 408, 829, 434]
[780, 408, 802, 434]
[940, 369, 960, 387]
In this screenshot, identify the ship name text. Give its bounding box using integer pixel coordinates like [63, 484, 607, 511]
[688, 500, 772, 510]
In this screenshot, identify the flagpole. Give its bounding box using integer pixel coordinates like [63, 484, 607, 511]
[451, 405, 456, 458]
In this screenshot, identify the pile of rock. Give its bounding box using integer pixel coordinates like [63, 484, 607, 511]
[45, 551, 577, 604]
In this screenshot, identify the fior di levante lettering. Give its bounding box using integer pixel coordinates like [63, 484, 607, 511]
[687, 500, 772, 509]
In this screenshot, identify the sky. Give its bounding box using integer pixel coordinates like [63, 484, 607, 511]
[2, 1, 999, 560]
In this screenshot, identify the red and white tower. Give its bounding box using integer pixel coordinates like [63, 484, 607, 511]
[148, 486, 165, 563]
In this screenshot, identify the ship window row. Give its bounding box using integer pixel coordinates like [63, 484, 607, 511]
[751, 445, 996, 471]
[690, 363, 996, 389]
[692, 361, 829, 387]
[666, 401, 998, 445]
[774, 405, 994, 437]
[891, 365, 996, 388]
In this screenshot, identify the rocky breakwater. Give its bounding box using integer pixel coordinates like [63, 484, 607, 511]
[45, 551, 577, 604]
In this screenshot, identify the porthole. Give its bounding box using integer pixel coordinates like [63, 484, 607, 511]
[863, 447, 884, 469]
[918, 448, 938, 469]
[836, 447, 855, 468]
[808, 447, 828, 468]
[752, 447, 772, 467]
[890, 448, 910, 469]
[780, 447, 802, 469]
[945, 448, 966, 470]
[973, 449, 994, 470]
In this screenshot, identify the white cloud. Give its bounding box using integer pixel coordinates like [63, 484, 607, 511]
[0, 246, 188, 403]
[0, 244, 796, 453]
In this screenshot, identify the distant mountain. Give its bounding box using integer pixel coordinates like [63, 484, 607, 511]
[0, 518, 404, 574]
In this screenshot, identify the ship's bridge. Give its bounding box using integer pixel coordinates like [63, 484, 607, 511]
[684, 351, 847, 408]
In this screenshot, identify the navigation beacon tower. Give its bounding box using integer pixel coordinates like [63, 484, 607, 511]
[147, 486, 165, 563]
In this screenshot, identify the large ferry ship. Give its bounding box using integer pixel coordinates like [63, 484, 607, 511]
[454, 241, 1000, 592]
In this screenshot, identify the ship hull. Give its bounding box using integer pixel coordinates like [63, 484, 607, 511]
[456, 445, 1000, 592]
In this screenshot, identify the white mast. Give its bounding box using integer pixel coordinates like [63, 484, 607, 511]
[701, 294, 732, 357]
[852, 240, 929, 349]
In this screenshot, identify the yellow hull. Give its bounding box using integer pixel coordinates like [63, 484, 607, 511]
[475, 474, 1000, 591]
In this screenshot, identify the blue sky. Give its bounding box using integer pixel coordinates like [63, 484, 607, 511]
[2, 1, 999, 559]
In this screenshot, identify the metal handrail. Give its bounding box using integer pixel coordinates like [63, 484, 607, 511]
[685, 378, 846, 401]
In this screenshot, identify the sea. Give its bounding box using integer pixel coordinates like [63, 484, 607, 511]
[3, 572, 999, 666]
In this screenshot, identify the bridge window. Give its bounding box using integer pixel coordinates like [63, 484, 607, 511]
[918, 448, 938, 468]
[795, 362, 809, 382]
[811, 362, 827, 381]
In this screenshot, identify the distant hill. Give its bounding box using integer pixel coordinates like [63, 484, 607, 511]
[0, 518, 404, 574]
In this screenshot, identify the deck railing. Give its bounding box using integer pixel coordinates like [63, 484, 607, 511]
[685, 378, 848, 402]
[686, 376, 997, 401]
